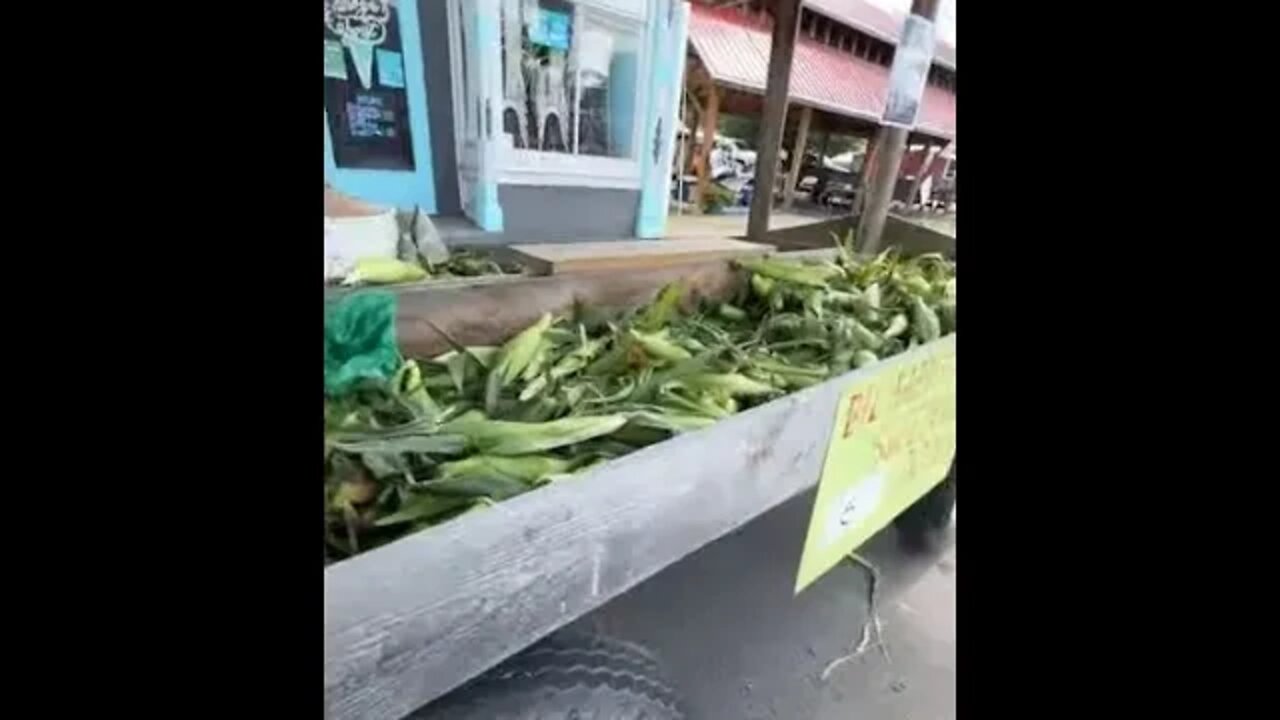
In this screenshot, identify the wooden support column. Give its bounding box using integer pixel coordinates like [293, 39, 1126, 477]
[747, 0, 802, 240]
[857, 0, 941, 253]
[695, 85, 720, 207]
[783, 105, 812, 209]
[682, 86, 704, 175]
[853, 127, 884, 220]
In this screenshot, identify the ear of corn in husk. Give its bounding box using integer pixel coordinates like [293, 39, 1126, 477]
[630, 329, 693, 362]
[438, 454, 573, 483]
[735, 257, 840, 287]
[442, 413, 629, 456]
[486, 313, 553, 412]
[910, 296, 941, 342]
[681, 373, 779, 397]
[342, 257, 429, 286]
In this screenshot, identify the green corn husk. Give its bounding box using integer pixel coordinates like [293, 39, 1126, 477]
[751, 273, 776, 299]
[517, 374, 549, 402]
[342, 258, 429, 286]
[938, 300, 957, 334]
[863, 282, 882, 309]
[519, 338, 555, 382]
[438, 454, 573, 483]
[373, 493, 476, 527]
[549, 335, 609, 379]
[392, 360, 441, 420]
[736, 258, 838, 288]
[493, 314, 553, 384]
[718, 303, 747, 321]
[328, 433, 469, 457]
[883, 313, 910, 339]
[682, 373, 780, 397]
[432, 346, 499, 369]
[329, 249, 954, 559]
[637, 282, 686, 331]
[848, 319, 883, 350]
[626, 410, 718, 434]
[486, 313, 553, 413]
[657, 387, 730, 418]
[416, 475, 531, 501]
[910, 296, 941, 342]
[629, 329, 693, 362]
[442, 413, 630, 456]
[748, 357, 829, 384]
[896, 273, 934, 298]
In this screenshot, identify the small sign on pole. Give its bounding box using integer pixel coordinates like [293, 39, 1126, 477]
[881, 14, 937, 129]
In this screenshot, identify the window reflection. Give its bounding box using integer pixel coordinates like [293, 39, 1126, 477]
[499, 0, 640, 159]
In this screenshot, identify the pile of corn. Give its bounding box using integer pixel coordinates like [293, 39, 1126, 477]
[324, 245, 955, 563]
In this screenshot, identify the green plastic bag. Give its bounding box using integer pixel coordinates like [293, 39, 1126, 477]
[324, 291, 401, 397]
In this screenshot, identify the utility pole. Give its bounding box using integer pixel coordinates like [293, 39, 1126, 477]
[857, 0, 941, 253]
[747, 0, 802, 241]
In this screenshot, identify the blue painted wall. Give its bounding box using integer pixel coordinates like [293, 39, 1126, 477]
[608, 51, 638, 157]
[635, 1, 690, 238]
[467, 0, 504, 231]
[324, 0, 437, 212]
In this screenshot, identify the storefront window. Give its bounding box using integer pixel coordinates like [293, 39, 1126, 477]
[499, 0, 643, 161]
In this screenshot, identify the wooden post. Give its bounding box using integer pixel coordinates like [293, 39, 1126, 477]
[695, 85, 720, 207]
[783, 105, 812, 209]
[857, 0, 940, 253]
[747, 0, 802, 240]
[853, 127, 883, 220]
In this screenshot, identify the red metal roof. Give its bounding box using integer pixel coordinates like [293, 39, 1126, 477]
[806, 0, 956, 68]
[688, 4, 956, 140]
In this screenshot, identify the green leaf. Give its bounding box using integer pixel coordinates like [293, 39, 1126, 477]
[416, 474, 531, 501]
[373, 493, 475, 527]
[359, 452, 410, 480]
[636, 282, 686, 331]
[330, 433, 469, 456]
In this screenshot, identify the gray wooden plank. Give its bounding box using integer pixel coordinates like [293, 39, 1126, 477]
[506, 239, 774, 275]
[323, 337, 953, 720]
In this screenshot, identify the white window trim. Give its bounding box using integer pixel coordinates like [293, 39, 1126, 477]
[500, 150, 643, 189]
[496, 0, 654, 190]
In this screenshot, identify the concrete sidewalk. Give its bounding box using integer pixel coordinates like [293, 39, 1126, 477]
[577, 490, 956, 720]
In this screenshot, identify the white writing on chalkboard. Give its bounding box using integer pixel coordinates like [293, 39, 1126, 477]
[346, 94, 397, 139]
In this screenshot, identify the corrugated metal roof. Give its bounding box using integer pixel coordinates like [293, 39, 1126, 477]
[688, 4, 956, 139]
[805, 0, 956, 68]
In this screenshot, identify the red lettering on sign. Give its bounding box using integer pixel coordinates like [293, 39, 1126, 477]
[842, 393, 876, 438]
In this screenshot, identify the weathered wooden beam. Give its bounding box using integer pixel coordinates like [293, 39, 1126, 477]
[324, 331, 955, 720]
[390, 259, 745, 358]
[854, 126, 884, 220]
[783, 104, 813, 209]
[747, 0, 802, 240]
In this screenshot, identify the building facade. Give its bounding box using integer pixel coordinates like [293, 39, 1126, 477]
[324, 0, 691, 242]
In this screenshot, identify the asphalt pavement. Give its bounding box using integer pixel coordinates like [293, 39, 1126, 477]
[574, 489, 956, 720]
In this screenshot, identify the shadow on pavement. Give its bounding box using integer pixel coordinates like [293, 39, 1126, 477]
[574, 489, 955, 720]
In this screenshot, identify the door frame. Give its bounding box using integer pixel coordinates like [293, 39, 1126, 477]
[444, 0, 504, 230]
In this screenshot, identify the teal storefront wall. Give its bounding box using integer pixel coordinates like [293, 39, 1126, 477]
[324, 0, 437, 213]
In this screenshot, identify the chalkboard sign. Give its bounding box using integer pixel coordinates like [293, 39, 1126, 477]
[324, 1, 415, 171]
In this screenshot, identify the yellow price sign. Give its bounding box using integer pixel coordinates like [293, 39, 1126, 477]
[794, 334, 956, 593]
